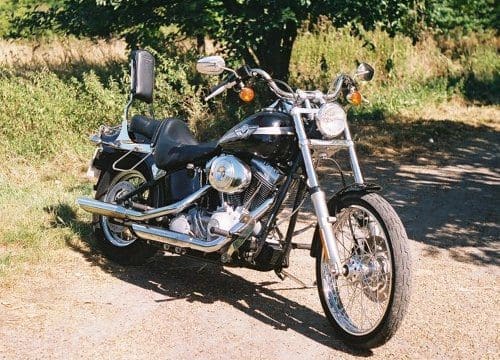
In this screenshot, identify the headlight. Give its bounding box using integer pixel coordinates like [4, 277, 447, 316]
[316, 102, 346, 138]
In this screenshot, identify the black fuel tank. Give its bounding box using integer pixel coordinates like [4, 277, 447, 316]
[218, 111, 296, 165]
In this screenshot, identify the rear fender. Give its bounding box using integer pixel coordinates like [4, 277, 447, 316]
[92, 145, 203, 206]
[309, 183, 381, 258]
[92, 145, 157, 199]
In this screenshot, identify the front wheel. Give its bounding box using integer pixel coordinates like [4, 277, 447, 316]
[316, 193, 411, 349]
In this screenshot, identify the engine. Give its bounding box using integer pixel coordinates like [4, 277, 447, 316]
[169, 157, 283, 243]
[207, 155, 252, 194]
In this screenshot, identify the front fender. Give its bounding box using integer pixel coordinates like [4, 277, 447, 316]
[309, 183, 381, 258]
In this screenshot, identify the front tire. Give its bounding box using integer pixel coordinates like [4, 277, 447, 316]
[316, 193, 411, 349]
[93, 168, 158, 265]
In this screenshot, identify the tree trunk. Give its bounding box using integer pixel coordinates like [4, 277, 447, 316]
[255, 24, 297, 81]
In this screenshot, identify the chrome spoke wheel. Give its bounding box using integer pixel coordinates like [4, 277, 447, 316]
[101, 171, 149, 248]
[321, 205, 393, 336]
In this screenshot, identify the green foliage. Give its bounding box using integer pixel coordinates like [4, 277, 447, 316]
[427, 0, 499, 32]
[0, 1, 61, 37]
[11, 0, 424, 79]
[0, 69, 124, 158]
[1, 26, 497, 162]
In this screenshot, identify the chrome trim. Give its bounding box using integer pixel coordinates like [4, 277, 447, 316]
[309, 139, 353, 148]
[131, 198, 274, 253]
[77, 185, 211, 221]
[252, 127, 295, 135]
[90, 134, 153, 154]
[196, 56, 226, 75]
[132, 224, 228, 252]
[112, 151, 152, 172]
[152, 164, 166, 180]
[117, 93, 134, 143]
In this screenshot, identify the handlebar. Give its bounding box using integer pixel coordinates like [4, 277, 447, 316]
[203, 66, 350, 103]
[251, 68, 347, 101]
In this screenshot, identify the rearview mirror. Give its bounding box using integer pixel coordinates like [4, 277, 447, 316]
[196, 56, 226, 75]
[355, 63, 374, 81]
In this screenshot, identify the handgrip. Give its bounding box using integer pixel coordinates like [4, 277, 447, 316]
[204, 80, 237, 101]
[204, 84, 227, 101]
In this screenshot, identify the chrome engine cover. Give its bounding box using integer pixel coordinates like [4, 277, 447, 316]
[169, 206, 245, 242]
[168, 214, 191, 235]
[208, 155, 252, 194]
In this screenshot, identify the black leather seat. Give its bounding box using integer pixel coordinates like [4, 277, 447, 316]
[153, 118, 218, 170]
[129, 115, 162, 139]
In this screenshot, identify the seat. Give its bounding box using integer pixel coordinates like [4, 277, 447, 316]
[153, 118, 218, 170]
[129, 115, 162, 139]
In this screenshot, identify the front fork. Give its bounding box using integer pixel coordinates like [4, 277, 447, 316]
[291, 108, 364, 274]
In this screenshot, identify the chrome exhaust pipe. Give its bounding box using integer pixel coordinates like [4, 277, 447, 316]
[77, 185, 211, 221]
[131, 198, 274, 252]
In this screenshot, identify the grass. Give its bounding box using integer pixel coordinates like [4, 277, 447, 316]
[0, 158, 94, 286]
[0, 27, 498, 284]
[291, 26, 499, 110]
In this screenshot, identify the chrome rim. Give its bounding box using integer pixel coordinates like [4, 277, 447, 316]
[321, 205, 393, 336]
[101, 172, 149, 247]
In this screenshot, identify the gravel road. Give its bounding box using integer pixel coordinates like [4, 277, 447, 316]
[0, 132, 498, 359]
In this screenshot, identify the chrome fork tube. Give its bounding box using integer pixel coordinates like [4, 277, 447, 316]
[343, 122, 364, 184]
[291, 108, 342, 273]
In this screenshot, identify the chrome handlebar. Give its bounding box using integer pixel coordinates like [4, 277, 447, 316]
[203, 66, 348, 103]
[250, 68, 346, 102]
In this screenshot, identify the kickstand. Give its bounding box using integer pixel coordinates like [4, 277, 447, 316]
[275, 269, 316, 288]
[274, 269, 286, 281]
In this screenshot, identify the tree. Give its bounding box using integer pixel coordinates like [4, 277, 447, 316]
[15, 0, 424, 79]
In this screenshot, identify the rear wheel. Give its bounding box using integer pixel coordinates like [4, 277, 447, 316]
[316, 193, 411, 349]
[93, 168, 158, 265]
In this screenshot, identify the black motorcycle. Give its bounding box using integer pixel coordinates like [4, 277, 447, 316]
[78, 50, 411, 349]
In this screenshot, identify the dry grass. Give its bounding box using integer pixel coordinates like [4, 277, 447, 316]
[0, 37, 126, 70]
[399, 99, 500, 130]
[0, 153, 93, 286]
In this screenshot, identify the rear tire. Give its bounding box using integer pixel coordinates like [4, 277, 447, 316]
[93, 168, 158, 266]
[316, 192, 411, 349]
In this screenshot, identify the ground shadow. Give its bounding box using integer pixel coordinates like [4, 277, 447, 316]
[46, 202, 372, 356]
[316, 116, 499, 266]
[45, 108, 498, 354]
[450, 73, 500, 105]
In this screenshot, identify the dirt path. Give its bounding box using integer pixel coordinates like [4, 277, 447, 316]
[0, 132, 498, 359]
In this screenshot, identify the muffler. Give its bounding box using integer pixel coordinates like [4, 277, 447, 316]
[77, 185, 211, 221]
[131, 198, 274, 252]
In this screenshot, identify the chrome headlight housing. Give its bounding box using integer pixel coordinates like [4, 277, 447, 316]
[316, 102, 346, 139]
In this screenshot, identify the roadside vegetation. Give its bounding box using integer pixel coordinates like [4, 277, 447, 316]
[0, 1, 498, 284]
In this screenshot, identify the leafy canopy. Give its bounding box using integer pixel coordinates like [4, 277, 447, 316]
[10, 0, 498, 78]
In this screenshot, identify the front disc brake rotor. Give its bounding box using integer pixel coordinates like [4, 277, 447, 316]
[359, 235, 391, 302]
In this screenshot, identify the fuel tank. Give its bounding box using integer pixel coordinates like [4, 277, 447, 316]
[218, 110, 296, 165]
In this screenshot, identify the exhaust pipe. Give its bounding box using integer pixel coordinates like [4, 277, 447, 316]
[131, 198, 274, 252]
[77, 185, 211, 221]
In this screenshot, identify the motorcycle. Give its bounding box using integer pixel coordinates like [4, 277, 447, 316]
[77, 50, 411, 349]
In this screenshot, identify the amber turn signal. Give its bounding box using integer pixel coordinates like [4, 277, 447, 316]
[347, 90, 362, 106]
[239, 87, 255, 102]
